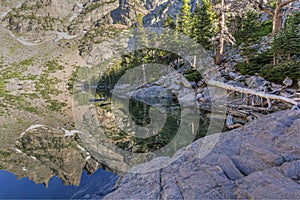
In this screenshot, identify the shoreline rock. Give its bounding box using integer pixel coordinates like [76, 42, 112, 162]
[103, 110, 300, 199]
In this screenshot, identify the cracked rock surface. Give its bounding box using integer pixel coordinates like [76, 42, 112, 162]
[104, 110, 300, 199]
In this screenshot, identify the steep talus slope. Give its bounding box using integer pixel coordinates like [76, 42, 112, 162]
[104, 110, 300, 199]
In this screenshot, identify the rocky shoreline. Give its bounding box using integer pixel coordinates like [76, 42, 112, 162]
[103, 110, 300, 199]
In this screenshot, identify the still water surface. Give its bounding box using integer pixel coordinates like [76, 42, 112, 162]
[0, 169, 118, 199]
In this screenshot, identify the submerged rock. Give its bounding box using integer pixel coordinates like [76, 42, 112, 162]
[104, 110, 300, 199]
[132, 86, 174, 106]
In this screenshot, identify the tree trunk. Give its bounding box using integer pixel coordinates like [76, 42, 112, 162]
[245, 56, 249, 65]
[257, 0, 295, 35]
[193, 55, 197, 68]
[215, 0, 225, 65]
[142, 63, 147, 84]
[272, 4, 282, 35]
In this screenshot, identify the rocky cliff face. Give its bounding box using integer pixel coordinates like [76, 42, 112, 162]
[0, 125, 101, 187]
[1, 0, 192, 43]
[104, 110, 300, 199]
[0, 0, 196, 66]
[110, 0, 180, 27]
[110, 0, 201, 27]
[1, 0, 119, 40]
[0, 0, 182, 64]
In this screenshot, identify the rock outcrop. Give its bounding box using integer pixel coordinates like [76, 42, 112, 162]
[110, 0, 201, 27]
[0, 125, 101, 187]
[104, 110, 300, 199]
[1, 0, 119, 41]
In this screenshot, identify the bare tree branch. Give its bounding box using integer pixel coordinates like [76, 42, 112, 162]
[279, 0, 295, 8]
[258, 4, 275, 15]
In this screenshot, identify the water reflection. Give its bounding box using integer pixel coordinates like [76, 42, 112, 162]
[93, 88, 216, 154]
[74, 83, 221, 174]
[0, 169, 118, 199]
[0, 125, 118, 194]
[0, 124, 119, 199]
[73, 63, 226, 173]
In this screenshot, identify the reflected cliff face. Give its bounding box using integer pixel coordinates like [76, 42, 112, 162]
[0, 126, 102, 187]
[0, 169, 118, 199]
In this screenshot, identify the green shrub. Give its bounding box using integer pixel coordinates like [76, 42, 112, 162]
[235, 50, 273, 75]
[23, 106, 39, 113]
[260, 61, 300, 84]
[183, 69, 202, 82]
[234, 11, 272, 45]
[48, 101, 67, 112]
[45, 60, 64, 73]
[19, 58, 35, 66]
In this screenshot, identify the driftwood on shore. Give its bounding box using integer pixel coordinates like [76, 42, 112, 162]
[207, 79, 300, 108]
[205, 79, 300, 129]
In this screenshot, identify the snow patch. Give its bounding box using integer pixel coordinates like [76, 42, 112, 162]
[77, 144, 86, 152]
[20, 124, 45, 137]
[22, 167, 28, 172]
[85, 155, 91, 161]
[14, 148, 23, 154]
[0, 12, 9, 20]
[55, 31, 78, 42]
[69, 2, 83, 22]
[69, 14, 78, 22]
[61, 128, 83, 137]
[8, 31, 42, 46]
[31, 156, 37, 160]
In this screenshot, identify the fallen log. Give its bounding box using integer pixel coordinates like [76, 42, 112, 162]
[227, 107, 249, 118]
[207, 80, 299, 107]
[227, 104, 272, 112]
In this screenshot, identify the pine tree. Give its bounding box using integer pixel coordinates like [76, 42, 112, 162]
[272, 12, 300, 64]
[178, 0, 192, 35]
[163, 14, 176, 29]
[190, 0, 218, 50]
[235, 11, 265, 64]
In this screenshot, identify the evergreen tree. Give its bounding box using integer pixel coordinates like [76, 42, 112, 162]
[178, 0, 192, 35]
[190, 0, 218, 50]
[163, 14, 176, 29]
[272, 12, 300, 64]
[234, 11, 272, 64]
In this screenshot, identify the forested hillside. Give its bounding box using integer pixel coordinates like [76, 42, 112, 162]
[152, 0, 300, 84]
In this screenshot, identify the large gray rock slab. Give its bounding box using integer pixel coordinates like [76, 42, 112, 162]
[104, 110, 300, 199]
